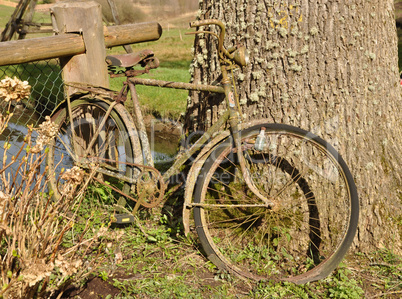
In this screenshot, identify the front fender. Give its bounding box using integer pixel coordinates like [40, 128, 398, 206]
[182, 130, 230, 236]
[182, 118, 273, 236]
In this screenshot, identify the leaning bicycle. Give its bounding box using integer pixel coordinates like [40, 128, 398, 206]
[47, 19, 359, 284]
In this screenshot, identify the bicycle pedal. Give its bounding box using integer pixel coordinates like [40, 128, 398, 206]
[112, 213, 135, 224]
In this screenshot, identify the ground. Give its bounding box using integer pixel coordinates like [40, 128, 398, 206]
[62, 278, 120, 299]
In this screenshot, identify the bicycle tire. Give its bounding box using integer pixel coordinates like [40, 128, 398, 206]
[193, 123, 358, 284]
[47, 97, 142, 201]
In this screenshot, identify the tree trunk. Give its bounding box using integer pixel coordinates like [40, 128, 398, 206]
[184, 0, 402, 253]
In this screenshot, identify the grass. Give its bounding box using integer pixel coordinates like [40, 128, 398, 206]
[0, 5, 194, 119]
[0, 5, 15, 29]
[0, 4, 52, 35]
[110, 64, 190, 119]
[69, 188, 402, 298]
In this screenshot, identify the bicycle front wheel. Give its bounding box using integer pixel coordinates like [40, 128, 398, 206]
[193, 123, 358, 284]
[47, 97, 142, 201]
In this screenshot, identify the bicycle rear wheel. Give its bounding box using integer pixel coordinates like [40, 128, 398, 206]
[47, 97, 142, 201]
[193, 123, 358, 284]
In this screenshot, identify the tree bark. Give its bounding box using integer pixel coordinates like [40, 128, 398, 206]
[184, 0, 402, 253]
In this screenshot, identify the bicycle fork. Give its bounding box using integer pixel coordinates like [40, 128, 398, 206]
[221, 68, 275, 208]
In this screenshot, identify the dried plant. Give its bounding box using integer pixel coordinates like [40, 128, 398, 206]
[0, 76, 31, 135]
[30, 116, 59, 154]
[0, 76, 31, 103]
[0, 78, 110, 298]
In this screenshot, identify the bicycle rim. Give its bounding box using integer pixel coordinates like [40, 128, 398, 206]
[193, 123, 358, 284]
[47, 98, 141, 201]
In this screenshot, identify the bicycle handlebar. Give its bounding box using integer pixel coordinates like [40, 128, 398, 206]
[189, 19, 226, 38]
[189, 19, 249, 67]
[189, 19, 228, 59]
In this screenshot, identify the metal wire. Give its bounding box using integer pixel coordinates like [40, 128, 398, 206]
[0, 59, 65, 172]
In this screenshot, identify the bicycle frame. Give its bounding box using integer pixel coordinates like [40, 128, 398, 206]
[127, 19, 270, 206]
[56, 19, 272, 214]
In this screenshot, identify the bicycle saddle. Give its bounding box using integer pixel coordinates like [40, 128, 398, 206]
[106, 49, 155, 68]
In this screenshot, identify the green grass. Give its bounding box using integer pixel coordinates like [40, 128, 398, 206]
[1, 5, 194, 119]
[0, 5, 15, 28]
[0, 4, 52, 34]
[31, 8, 52, 26]
[110, 65, 190, 119]
[57, 182, 400, 298]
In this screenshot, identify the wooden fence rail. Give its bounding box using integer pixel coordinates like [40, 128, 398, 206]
[0, 22, 162, 66]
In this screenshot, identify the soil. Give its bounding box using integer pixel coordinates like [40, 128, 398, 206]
[61, 277, 120, 299]
[59, 267, 236, 299]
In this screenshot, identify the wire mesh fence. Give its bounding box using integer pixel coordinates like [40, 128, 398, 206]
[0, 59, 64, 171]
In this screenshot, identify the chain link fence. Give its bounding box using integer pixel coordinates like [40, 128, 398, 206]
[0, 59, 64, 171]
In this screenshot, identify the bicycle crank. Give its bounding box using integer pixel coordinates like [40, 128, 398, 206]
[84, 157, 166, 209]
[133, 168, 166, 208]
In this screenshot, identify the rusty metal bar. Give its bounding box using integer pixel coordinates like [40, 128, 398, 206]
[129, 77, 225, 93]
[162, 109, 230, 181]
[128, 81, 154, 167]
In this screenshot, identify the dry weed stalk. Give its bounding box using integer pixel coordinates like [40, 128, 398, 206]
[0, 77, 111, 298]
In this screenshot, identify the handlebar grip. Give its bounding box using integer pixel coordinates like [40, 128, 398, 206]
[189, 19, 224, 29]
[189, 20, 201, 28]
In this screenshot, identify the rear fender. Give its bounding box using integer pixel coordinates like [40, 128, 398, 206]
[50, 92, 115, 118]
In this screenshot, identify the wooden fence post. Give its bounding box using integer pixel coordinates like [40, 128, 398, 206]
[51, 1, 109, 94]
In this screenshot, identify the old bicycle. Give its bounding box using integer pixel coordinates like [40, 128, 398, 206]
[47, 19, 359, 284]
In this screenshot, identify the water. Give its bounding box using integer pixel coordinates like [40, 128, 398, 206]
[148, 127, 181, 166]
[0, 106, 40, 175]
[0, 110, 180, 176]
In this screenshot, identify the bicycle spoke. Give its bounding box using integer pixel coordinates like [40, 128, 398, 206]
[48, 99, 138, 204]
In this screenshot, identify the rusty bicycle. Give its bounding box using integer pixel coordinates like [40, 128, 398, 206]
[47, 19, 359, 284]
